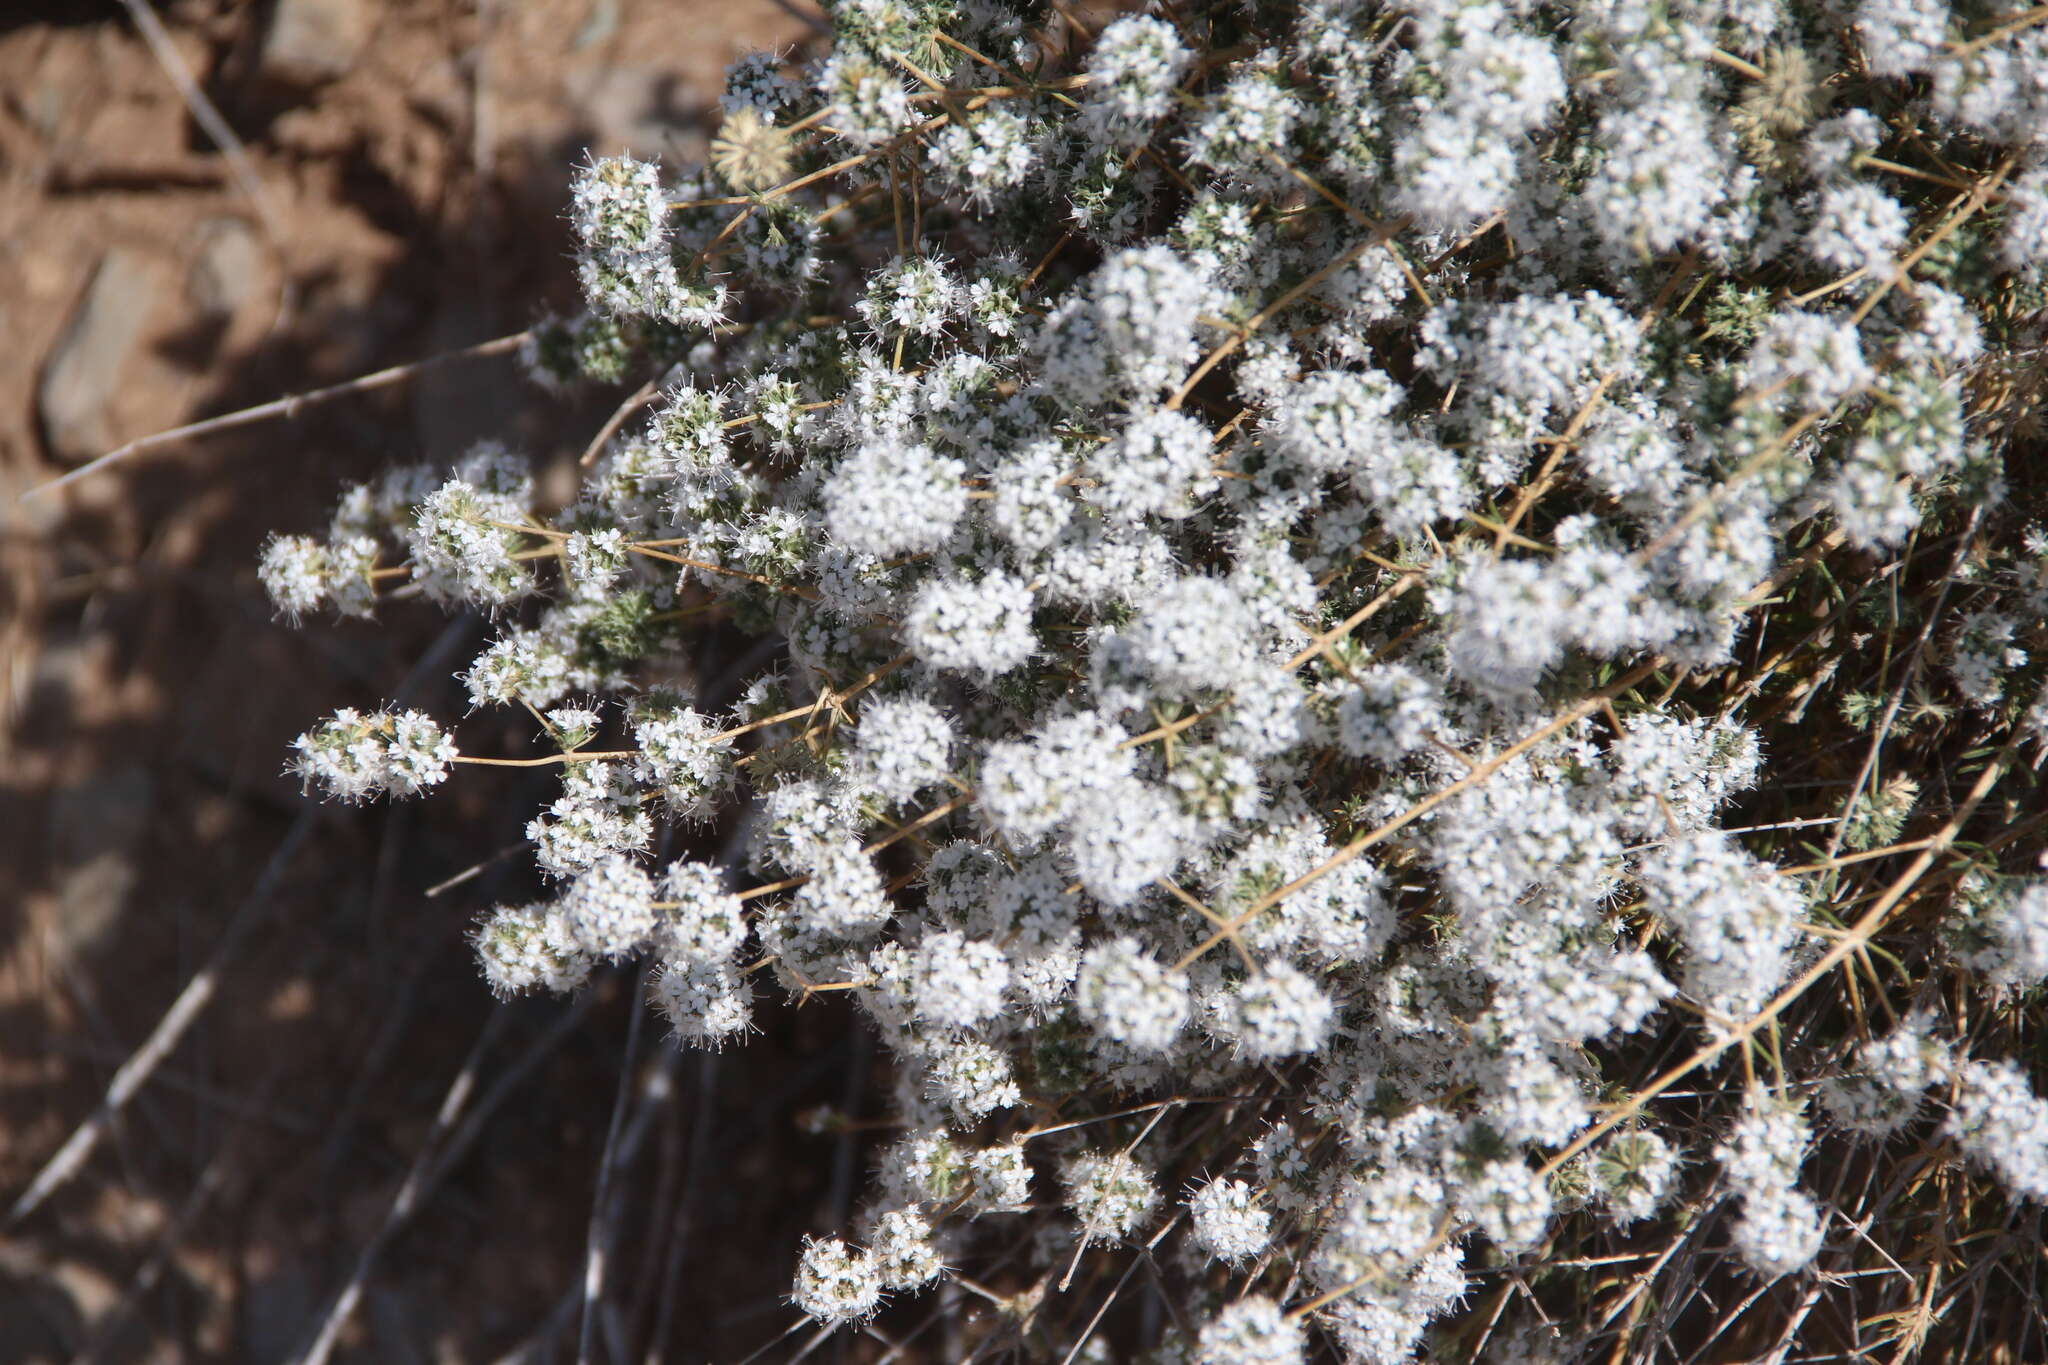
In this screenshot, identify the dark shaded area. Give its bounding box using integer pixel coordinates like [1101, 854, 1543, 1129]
[0, 2, 117, 36]
[0, 3, 869, 1362]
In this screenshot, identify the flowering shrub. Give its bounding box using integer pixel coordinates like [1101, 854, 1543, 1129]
[258, 0, 2048, 1358]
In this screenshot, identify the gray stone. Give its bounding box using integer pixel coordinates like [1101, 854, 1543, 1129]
[49, 766, 155, 962]
[259, 0, 371, 86]
[37, 250, 160, 465]
[187, 217, 262, 317]
[0, 457, 63, 536]
[564, 64, 706, 162]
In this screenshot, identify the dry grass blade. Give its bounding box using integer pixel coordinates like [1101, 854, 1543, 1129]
[578, 967, 651, 1365]
[1823, 508, 1981, 860]
[7, 809, 317, 1228]
[292, 1007, 512, 1365]
[27, 331, 530, 498]
[115, 0, 283, 240]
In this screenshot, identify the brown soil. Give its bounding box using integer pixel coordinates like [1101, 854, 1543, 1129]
[0, 4, 906, 1362]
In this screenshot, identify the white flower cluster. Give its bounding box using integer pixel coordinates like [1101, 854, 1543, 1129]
[1198, 1296, 1305, 1365]
[790, 1236, 883, 1325]
[1064, 1149, 1159, 1247]
[1947, 1056, 2048, 1200]
[570, 153, 726, 328]
[290, 707, 455, 802]
[1716, 1092, 1825, 1277]
[1821, 1013, 1952, 1138]
[1190, 1176, 1273, 1264]
[257, 1, 2048, 1358]
[1638, 833, 1804, 1023]
[473, 901, 589, 997]
[1590, 1129, 1678, 1227]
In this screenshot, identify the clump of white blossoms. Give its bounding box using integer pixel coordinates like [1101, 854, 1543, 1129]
[291, 707, 455, 802]
[1716, 1092, 1826, 1277]
[1189, 1175, 1273, 1263]
[1064, 1149, 1160, 1247]
[791, 1236, 884, 1325]
[256, 0, 2048, 1358]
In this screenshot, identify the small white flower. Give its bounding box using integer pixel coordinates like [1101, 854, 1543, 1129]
[291, 708, 457, 803]
[905, 571, 1037, 679]
[1197, 1296, 1305, 1365]
[560, 853, 659, 960]
[1189, 1176, 1272, 1263]
[792, 1237, 884, 1325]
[1076, 936, 1190, 1052]
[1064, 1150, 1159, 1245]
[1212, 963, 1335, 1060]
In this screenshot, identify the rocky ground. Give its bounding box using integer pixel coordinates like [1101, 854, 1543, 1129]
[0, 3, 905, 1361]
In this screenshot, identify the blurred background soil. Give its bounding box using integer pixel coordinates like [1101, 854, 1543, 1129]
[0, 3, 925, 1361]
